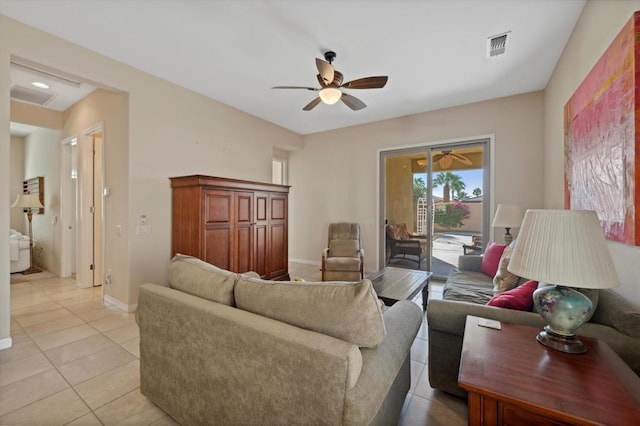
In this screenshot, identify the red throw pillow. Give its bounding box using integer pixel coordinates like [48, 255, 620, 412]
[480, 241, 506, 277]
[487, 280, 539, 311]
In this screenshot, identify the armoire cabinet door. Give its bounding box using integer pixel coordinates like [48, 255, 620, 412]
[234, 191, 254, 274]
[268, 193, 288, 279]
[203, 190, 233, 270]
[254, 192, 269, 278]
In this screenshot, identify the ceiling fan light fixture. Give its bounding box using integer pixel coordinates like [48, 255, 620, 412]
[319, 87, 342, 104]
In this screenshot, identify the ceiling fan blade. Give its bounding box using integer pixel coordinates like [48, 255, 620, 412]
[341, 93, 366, 111]
[316, 74, 327, 87]
[272, 86, 318, 91]
[451, 153, 472, 165]
[303, 97, 322, 111]
[432, 153, 445, 162]
[341, 76, 388, 89]
[316, 58, 334, 86]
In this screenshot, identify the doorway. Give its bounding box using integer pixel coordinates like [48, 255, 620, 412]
[73, 124, 104, 288]
[379, 138, 490, 280]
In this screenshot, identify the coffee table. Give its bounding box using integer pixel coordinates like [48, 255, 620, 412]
[458, 315, 640, 425]
[369, 267, 432, 310]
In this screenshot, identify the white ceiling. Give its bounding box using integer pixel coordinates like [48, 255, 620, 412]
[0, 0, 586, 135]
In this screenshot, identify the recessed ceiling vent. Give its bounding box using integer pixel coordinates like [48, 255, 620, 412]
[11, 84, 55, 106]
[487, 32, 510, 57]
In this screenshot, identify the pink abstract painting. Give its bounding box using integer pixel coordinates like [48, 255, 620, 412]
[565, 12, 640, 246]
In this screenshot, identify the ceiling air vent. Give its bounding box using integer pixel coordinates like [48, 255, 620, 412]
[487, 32, 510, 57]
[11, 84, 56, 106]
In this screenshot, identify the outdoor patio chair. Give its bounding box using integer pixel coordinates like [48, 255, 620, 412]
[462, 235, 483, 255]
[386, 223, 424, 266]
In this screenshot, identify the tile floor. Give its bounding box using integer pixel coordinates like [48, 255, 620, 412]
[1, 264, 466, 425]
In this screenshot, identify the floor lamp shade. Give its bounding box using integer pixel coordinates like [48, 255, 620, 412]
[11, 193, 44, 210]
[491, 204, 524, 245]
[11, 193, 44, 274]
[508, 209, 619, 353]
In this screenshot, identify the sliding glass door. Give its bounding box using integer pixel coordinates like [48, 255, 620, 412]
[380, 138, 490, 280]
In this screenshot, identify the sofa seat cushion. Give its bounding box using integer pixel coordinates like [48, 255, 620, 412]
[235, 277, 386, 348]
[168, 254, 238, 306]
[443, 270, 494, 304]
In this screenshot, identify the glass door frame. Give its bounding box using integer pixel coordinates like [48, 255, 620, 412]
[378, 136, 493, 278]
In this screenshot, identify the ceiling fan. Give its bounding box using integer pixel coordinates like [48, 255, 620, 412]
[272, 51, 388, 111]
[432, 151, 473, 169]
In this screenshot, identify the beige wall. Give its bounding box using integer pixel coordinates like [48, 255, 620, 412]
[290, 91, 545, 271]
[11, 99, 63, 129]
[62, 88, 129, 303]
[544, 0, 640, 305]
[10, 135, 25, 232]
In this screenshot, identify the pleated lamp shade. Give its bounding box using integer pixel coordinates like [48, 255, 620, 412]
[11, 193, 43, 209]
[507, 209, 619, 289]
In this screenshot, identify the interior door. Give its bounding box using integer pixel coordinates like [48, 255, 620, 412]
[76, 129, 104, 288]
[60, 137, 77, 278]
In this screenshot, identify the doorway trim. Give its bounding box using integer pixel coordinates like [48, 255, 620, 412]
[377, 134, 495, 273]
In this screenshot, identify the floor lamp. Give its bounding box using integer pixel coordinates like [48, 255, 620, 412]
[11, 193, 44, 274]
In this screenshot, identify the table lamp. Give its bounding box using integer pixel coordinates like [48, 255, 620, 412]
[507, 209, 619, 353]
[491, 204, 525, 245]
[11, 193, 44, 274]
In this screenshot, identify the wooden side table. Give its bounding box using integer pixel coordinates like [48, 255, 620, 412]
[458, 316, 640, 426]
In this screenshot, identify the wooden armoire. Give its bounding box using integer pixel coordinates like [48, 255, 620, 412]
[170, 175, 290, 280]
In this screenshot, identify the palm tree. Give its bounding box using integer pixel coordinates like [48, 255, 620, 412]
[433, 172, 466, 203]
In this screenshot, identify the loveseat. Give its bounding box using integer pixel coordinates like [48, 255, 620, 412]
[137, 254, 423, 425]
[427, 254, 640, 398]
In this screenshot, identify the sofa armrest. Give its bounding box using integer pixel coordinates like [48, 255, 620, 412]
[427, 299, 546, 336]
[345, 301, 422, 425]
[427, 299, 547, 397]
[457, 255, 483, 272]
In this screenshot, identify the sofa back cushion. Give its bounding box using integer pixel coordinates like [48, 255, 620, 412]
[590, 289, 640, 338]
[329, 239, 359, 257]
[481, 241, 506, 277]
[235, 277, 386, 348]
[168, 254, 238, 306]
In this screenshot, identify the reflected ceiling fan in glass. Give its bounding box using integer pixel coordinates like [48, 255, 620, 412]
[432, 151, 472, 169]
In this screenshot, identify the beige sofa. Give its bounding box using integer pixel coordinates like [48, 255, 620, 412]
[427, 255, 640, 398]
[137, 254, 423, 425]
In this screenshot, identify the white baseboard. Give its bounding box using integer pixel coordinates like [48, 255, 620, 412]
[0, 337, 13, 350]
[104, 294, 137, 313]
[289, 258, 321, 266]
